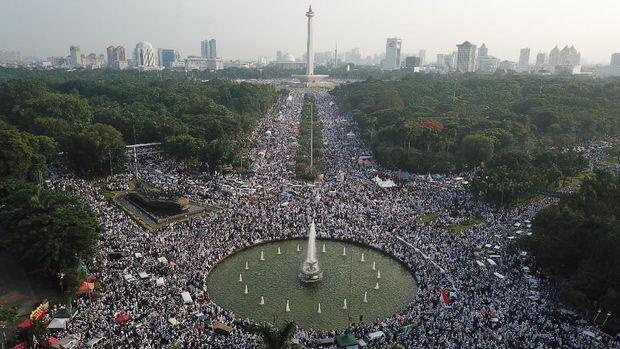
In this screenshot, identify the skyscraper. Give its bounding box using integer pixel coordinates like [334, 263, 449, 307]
[611, 53, 620, 68]
[106, 46, 127, 70]
[456, 41, 477, 73]
[478, 43, 488, 58]
[201, 39, 217, 59]
[70, 45, 82, 67]
[519, 48, 531, 67]
[383, 38, 402, 70]
[549, 46, 560, 66]
[209, 39, 217, 59]
[535, 53, 547, 66]
[158, 48, 177, 68]
[418, 49, 426, 65]
[201, 40, 210, 59]
[436, 54, 445, 67]
[134, 41, 157, 68]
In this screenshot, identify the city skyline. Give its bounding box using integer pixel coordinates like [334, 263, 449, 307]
[1, 0, 619, 64]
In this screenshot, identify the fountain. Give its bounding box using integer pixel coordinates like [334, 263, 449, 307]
[317, 303, 322, 314]
[245, 261, 249, 270]
[260, 251, 265, 261]
[377, 270, 381, 279]
[342, 299, 347, 309]
[372, 261, 376, 270]
[363, 291, 368, 303]
[260, 296, 265, 305]
[322, 243, 326, 253]
[285, 299, 291, 312]
[297, 244, 301, 252]
[299, 220, 323, 283]
[374, 282, 380, 290]
[238, 274, 243, 282]
[342, 247, 346, 256]
[361, 253, 365, 262]
[277, 247, 282, 255]
[244, 285, 248, 294]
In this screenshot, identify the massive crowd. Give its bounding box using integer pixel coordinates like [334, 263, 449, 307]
[44, 89, 617, 348]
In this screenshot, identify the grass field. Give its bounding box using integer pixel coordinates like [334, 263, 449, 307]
[445, 217, 484, 233]
[416, 212, 439, 224]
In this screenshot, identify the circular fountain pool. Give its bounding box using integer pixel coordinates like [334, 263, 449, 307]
[206, 239, 417, 330]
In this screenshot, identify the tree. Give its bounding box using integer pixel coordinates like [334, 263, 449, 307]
[247, 322, 298, 349]
[461, 134, 495, 166]
[164, 134, 203, 162]
[0, 180, 100, 275]
[0, 128, 57, 181]
[67, 123, 127, 178]
[14, 93, 93, 127]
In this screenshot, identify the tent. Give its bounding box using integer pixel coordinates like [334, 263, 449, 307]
[138, 272, 149, 279]
[195, 230, 206, 238]
[335, 333, 358, 348]
[156, 277, 165, 286]
[181, 291, 193, 304]
[47, 318, 69, 330]
[11, 343, 27, 349]
[56, 334, 79, 349]
[372, 176, 396, 189]
[168, 318, 179, 326]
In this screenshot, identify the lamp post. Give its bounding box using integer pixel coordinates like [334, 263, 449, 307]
[593, 309, 602, 324]
[602, 312, 612, 327]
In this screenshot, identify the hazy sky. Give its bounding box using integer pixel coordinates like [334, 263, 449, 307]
[1, 0, 619, 64]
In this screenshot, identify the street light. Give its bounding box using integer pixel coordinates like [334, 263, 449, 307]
[602, 312, 612, 327]
[593, 309, 602, 324]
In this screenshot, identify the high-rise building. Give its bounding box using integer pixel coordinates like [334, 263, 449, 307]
[134, 41, 157, 68]
[436, 54, 445, 67]
[549, 46, 560, 66]
[519, 48, 530, 67]
[383, 38, 402, 70]
[205, 40, 211, 58]
[418, 49, 426, 65]
[201, 39, 217, 59]
[535, 53, 547, 66]
[276, 50, 283, 62]
[558, 45, 580, 65]
[107, 45, 127, 68]
[611, 53, 620, 68]
[478, 43, 488, 58]
[70, 45, 82, 67]
[456, 41, 477, 73]
[209, 39, 217, 59]
[405, 56, 420, 69]
[158, 48, 177, 68]
[477, 56, 499, 73]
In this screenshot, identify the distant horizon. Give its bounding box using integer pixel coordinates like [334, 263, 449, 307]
[1, 0, 619, 65]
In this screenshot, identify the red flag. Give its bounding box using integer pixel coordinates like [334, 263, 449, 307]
[439, 290, 451, 306]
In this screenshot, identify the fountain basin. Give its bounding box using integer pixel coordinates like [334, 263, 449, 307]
[207, 239, 417, 330]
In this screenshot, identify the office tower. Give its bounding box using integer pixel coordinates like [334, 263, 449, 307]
[70, 45, 82, 67]
[456, 41, 477, 72]
[383, 38, 402, 70]
[499, 60, 517, 71]
[418, 49, 426, 65]
[611, 53, 620, 68]
[201, 40, 210, 59]
[519, 48, 530, 67]
[478, 43, 488, 58]
[134, 41, 157, 68]
[549, 46, 560, 66]
[535, 53, 547, 66]
[209, 39, 217, 59]
[276, 50, 283, 61]
[158, 48, 176, 68]
[477, 56, 499, 73]
[436, 54, 445, 67]
[106, 46, 116, 66]
[558, 45, 580, 65]
[405, 56, 420, 69]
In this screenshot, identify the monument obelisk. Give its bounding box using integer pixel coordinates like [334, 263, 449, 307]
[299, 220, 323, 283]
[293, 5, 328, 87]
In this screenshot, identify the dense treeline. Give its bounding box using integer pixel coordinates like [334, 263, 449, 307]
[520, 171, 620, 321]
[333, 75, 620, 173]
[295, 94, 323, 181]
[0, 180, 100, 285]
[0, 68, 277, 177]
